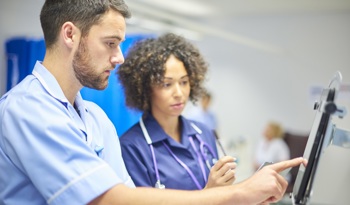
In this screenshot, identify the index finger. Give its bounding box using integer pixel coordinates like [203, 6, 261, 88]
[269, 157, 307, 173]
[212, 156, 235, 171]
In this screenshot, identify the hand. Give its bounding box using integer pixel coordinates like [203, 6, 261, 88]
[237, 157, 307, 205]
[204, 156, 237, 189]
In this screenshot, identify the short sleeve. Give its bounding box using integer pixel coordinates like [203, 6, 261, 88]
[1, 92, 120, 205]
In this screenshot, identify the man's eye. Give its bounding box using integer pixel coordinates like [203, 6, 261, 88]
[107, 42, 116, 48]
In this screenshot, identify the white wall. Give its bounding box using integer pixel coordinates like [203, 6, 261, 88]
[193, 12, 350, 180]
[1, 0, 350, 182]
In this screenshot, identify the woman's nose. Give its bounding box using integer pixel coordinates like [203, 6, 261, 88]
[173, 83, 183, 97]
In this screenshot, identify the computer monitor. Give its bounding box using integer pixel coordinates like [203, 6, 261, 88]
[292, 71, 342, 205]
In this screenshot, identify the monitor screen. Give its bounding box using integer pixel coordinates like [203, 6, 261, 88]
[292, 72, 342, 205]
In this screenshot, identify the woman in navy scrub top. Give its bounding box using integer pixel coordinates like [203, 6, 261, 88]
[117, 33, 237, 190]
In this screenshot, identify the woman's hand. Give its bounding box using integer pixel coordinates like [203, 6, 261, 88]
[204, 156, 237, 189]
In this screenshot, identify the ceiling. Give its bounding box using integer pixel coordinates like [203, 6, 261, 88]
[125, 0, 350, 53]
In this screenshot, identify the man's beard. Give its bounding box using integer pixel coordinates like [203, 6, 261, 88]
[72, 39, 109, 90]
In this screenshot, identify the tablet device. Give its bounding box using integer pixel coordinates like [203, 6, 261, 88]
[292, 72, 342, 205]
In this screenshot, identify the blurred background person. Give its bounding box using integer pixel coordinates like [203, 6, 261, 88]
[186, 91, 217, 132]
[254, 121, 290, 171]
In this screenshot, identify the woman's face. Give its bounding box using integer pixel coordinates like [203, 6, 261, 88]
[150, 55, 190, 119]
[263, 124, 275, 140]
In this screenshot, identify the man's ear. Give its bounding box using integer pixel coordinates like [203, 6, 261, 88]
[61, 22, 79, 49]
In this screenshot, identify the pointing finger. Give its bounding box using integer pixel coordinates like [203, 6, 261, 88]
[269, 157, 307, 173]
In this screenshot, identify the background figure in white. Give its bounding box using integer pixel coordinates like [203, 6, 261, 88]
[187, 91, 217, 131]
[254, 122, 290, 173]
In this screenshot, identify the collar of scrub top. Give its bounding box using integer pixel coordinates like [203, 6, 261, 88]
[139, 115, 218, 190]
[141, 114, 197, 144]
[32, 61, 99, 152]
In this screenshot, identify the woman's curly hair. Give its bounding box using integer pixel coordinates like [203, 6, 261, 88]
[117, 33, 208, 112]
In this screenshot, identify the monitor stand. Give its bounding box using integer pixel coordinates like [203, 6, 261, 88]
[291, 104, 350, 205]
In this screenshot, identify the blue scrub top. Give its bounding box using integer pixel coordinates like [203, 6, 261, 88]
[0, 61, 135, 205]
[120, 114, 218, 190]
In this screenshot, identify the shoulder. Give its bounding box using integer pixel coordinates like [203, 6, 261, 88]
[182, 116, 216, 143]
[271, 138, 289, 149]
[83, 100, 109, 119]
[119, 122, 151, 158]
[183, 116, 213, 134]
[273, 138, 288, 145]
[1, 82, 65, 121]
[120, 122, 144, 145]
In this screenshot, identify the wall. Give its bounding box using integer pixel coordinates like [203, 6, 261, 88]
[0, 0, 44, 94]
[192, 12, 350, 180]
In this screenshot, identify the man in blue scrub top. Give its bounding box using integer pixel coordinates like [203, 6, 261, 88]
[0, 0, 307, 204]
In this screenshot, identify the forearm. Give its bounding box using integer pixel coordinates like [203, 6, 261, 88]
[89, 157, 306, 205]
[89, 183, 249, 205]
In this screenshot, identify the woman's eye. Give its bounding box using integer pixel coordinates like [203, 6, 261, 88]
[181, 80, 188, 85]
[163, 83, 171, 87]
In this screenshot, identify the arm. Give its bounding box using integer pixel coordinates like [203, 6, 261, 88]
[89, 157, 307, 205]
[120, 137, 155, 187]
[89, 183, 248, 205]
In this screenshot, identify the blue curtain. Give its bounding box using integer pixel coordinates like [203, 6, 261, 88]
[5, 34, 152, 136]
[6, 37, 46, 91]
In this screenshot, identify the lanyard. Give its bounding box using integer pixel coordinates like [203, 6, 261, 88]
[188, 136, 208, 183]
[162, 141, 203, 189]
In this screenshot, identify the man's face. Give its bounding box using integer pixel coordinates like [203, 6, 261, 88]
[73, 10, 126, 90]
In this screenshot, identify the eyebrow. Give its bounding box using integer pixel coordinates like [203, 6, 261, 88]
[164, 75, 189, 80]
[103, 35, 125, 42]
